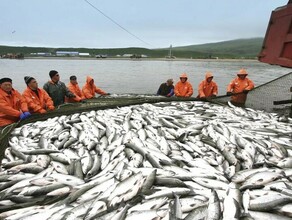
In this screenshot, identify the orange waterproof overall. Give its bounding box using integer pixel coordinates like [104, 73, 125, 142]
[22, 87, 54, 113]
[67, 82, 85, 102]
[82, 76, 106, 99]
[0, 88, 28, 126]
[198, 72, 218, 98]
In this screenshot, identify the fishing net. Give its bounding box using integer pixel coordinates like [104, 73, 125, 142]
[215, 71, 292, 116]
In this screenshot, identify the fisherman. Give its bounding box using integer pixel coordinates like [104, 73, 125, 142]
[0, 77, 31, 127]
[226, 68, 255, 107]
[82, 76, 110, 99]
[22, 76, 55, 113]
[197, 71, 218, 99]
[67, 75, 86, 103]
[157, 79, 174, 97]
[43, 70, 76, 106]
[174, 73, 193, 97]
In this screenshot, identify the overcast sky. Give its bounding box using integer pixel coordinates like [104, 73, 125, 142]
[0, 0, 288, 49]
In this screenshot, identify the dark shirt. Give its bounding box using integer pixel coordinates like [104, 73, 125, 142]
[157, 83, 174, 96]
[43, 81, 74, 106]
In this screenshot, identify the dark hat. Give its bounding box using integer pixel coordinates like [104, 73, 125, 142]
[70, 75, 77, 80]
[24, 76, 35, 85]
[0, 78, 12, 84]
[49, 70, 58, 78]
[167, 79, 174, 84]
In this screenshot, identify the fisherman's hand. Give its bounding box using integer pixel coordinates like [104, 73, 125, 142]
[210, 94, 217, 98]
[39, 109, 46, 114]
[200, 96, 206, 101]
[166, 93, 171, 97]
[226, 92, 233, 96]
[243, 89, 249, 94]
[106, 93, 111, 96]
[80, 100, 87, 103]
[20, 112, 31, 120]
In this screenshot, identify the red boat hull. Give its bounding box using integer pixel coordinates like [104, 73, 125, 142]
[258, 2, 292, 68]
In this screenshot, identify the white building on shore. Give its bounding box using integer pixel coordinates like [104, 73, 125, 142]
[56, 51, 79, 56]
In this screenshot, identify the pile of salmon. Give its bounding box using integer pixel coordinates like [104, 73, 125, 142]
[0, 101, 292, 219]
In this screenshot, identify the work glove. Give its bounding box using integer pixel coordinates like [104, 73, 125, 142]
[226, 92, 233, 96]
[210, 94, 217, 98]
[80, 100, 87, 103]
[243, 89, 249, 94]
[24, 112, 31, 117]
[20, 112, 31, 120]
[106, 93, 111, 95]
[200, 96, 206, 101]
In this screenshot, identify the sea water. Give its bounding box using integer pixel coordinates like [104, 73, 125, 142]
[0, 58, 290, 96]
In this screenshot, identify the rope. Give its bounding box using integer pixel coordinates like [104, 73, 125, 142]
[83, 0, 152, 47]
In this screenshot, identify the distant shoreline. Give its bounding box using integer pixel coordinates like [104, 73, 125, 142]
[17, 57, 259, 62]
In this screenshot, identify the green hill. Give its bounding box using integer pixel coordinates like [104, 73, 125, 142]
[0, 38, 264, 59]
[172, 38, 264, 58]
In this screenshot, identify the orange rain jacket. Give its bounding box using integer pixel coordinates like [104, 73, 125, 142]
[22, 87, 55, 113]
[82, 76, 106, 99]
[174, 73, 193, 97]
[198, 72, 218, 98]
[227, 75, 255, 104]
[0, 88, 28, 126]
[67, 82, 85, 102]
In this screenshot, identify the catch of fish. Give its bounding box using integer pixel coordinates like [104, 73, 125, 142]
[0, 100, 292, 219]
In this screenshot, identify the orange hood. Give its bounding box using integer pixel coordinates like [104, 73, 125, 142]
[86, 76, 94, 84]
[205, 72, 213, 80]
[180, 73, 188, 78]
[237, 68, 248, 75]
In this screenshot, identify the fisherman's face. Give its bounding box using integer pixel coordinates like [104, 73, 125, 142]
[180, 77, 187, 83]
[71, 79, 77, 85]
[28, 80, 38, 90]
[238, 74, 247, 80]
[52, 74, 60, 83]
[207, 77, 213, 83]
[0, 82, 12, 93]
